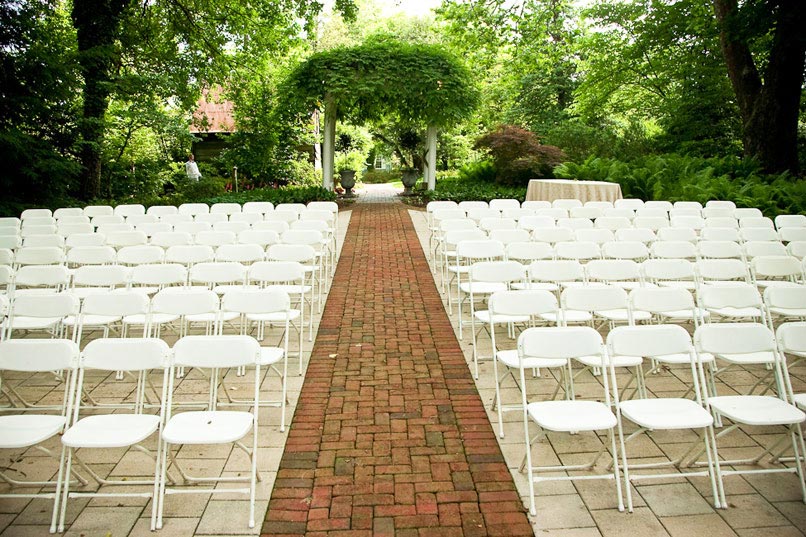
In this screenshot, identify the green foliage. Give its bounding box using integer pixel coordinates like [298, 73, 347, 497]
[554, 154, 805, 216]
[474, 125, 566, 186]
[335, 150, 367, 172]
[201, 185, 337, 205]
[361, 169, 398, 184]
[457, 160, 497, 184]
[280, 38, 479, 127]
[416, 175, 527, 205]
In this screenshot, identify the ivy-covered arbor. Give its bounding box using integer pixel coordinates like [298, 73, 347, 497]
[281, 39, 478, 190]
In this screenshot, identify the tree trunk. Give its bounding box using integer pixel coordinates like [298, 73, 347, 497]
[713, 0, 805, 175]
[72, 0, 130, 200]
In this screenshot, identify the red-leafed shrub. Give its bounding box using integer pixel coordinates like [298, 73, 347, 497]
[474, 125, 566, 186]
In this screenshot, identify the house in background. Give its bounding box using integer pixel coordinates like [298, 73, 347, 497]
[190, 87, 235, 161]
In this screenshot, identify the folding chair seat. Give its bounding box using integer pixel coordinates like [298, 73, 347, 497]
[486, 290, 561, 437]
[518, 326, 624, 515]
[210, 202, 242, 217]
[601, 241, 649, 262]
[574, 228, 614, 245]
[113, 204, 145, 218]
[521, 200, 551, 211]
[194, 213, 228, 226]
[743, 240, 787, 259]
[165, 244, 215, 268]
[614, 228, 656, 244]
[22, 234, 65, 248]
[554, 241, 601, 263]
[2, 292, 78, 339]
[66, 245, 116, 267]
[247, 261, 307, 363]
[0, 338, 81, 533]
[146, 205, 178, 218]
[150, 231, 192, 248]
[700, 227, 741, 242]
[178, 203, 210, 217]
[117, 244, 165, 266]
[221, 289, 292, 427]
[53, 338, 171, 531]
[243, 201, 274, 216]
[557, 217, 594, 230]
[594, 216, 632, 231]
[464, 261, 526, 378]
[156, 336, 262, 529]
[607, 324, 722, 511]
[489, 199, 520, 211]
[750, 255, 802, 288]
[694, 323, 806, 505]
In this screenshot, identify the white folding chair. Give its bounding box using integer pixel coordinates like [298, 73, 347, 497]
[105, 230, 148, 249]
[189, 261, 247, 295]
[13, 246, 65, 267]
[694, 323, 806, 506]
[607, 324, 722, 512]
[697, 240, 744, 260]
[210, 202, 242, 217]
[744, 240, 787, 259]
[779, 227, 806, 243]
[525, 259, 586, 293]
[615, 198, 644, 211]
[151, 231, 193, 248]
[614, 228, 657, 244]
[195, 230, 236, 247]
[165, 244, 215, 268]
[554, 241, 601, 263]
[178, 203, 210, 217]
[267, 244, 321, 319]
[750, 255, 802, 288]
[2, 292, 78, 340]
[489, 199, 520, 212]
[601, 241, 649, 262]
[54, 338, 170, 532]
[700, 227, 741, 242]
[216, 243, 265, 264]
[113, 204, 145, 218]
[117, 244, 165, 266]
[740, 227, 780, 242]
[585, 259, 646, 290]
[66, 245, 116, 267]
[0, 338, 82, 533]
[156, 336, 262, 529]
[452, 240, 504, 338]
[518, 326, 624, 515]
[146, 205, 178, 218]
[764, 286, 806, 326]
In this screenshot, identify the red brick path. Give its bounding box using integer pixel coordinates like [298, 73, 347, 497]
[262, 204, 534, 537]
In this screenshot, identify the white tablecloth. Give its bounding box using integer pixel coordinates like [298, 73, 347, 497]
[526, 179, 623, 203]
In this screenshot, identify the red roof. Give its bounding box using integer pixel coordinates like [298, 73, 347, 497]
[191, 86, 235, 134]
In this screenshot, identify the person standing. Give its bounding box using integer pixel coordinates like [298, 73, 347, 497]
[185, 153, 202, 181]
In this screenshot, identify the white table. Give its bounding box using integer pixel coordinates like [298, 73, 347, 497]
[526, 179, 623, 203]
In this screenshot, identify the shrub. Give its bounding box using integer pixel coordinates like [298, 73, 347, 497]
[474, 125, 566, 186]
[457, 160, 497, 183]
[361, 169, 398, 184]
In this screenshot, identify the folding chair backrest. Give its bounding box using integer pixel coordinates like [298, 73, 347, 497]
[533, 227, 574, 243]
[528, 260, 585, 282]
[574, 229, 614, 244]
[765, 287, 806, 311]
[701, 227, 741, 242]
[744, 240, 787, 258]
[81, 290, 149, 317]
[489, 229, 530, 244]
[602, 241, 648, 260]
[23, 234, 65, 248]
[210, 202, 242, 216]
[558, 217, 593, 230]
[469, 261, 525, 283]
[114, 204, 145, 218]
[586, 259, 641, 282]
[130, 263, 187, 286]
[14, 246, 65, 266]
[489, 289, 558, 317]
[54, 208, 84, 220]
[675, 201, 703, 211]
[705, 217, 739, 229]
[706, 200, 736, 210]
[614, 198, 644, 210]
[248, 261, 305, 284]
[216, 243, 264, 263]
[165, 244, 215, 265]
[630, 287, 694, 314]
[518, 215, 555, 231]
[117, 245, 165, 265]
[267, 244, 316, 263]
[172, 335, 260, 368]
[608, 324, 692, 359]
[152, 287, 219, 316]
[84, 205, 114, 218]
[11, 292, 78, 318]
[178, 203, 210, 217]
[595, 217, 632, 230]
[458, 201, 488, 212]
[562, 285, 628, 314]
[0, 338, 78, 372]
[238, 229, 280, 247]
[520, 326, 602, 360]
[281, 229, 323, 246]
[147, 205, 178, 217]
[151, 231, 193, 247]
[195, 230, 236, 247]
[521, 200, 551, 210]
[243, 201, 274, 215]
[223, 288, 290, 315]
[642, 258, 695, 282]
[776, 322, 806, 355]
[739, 216, 774, 229]
[72, 265, 129, 288]
[615, 228, 656, 244]
[695, 322, 775, 355]
[775, 215, 806, 229]
[650, 240, 697, 259]
[697, 240, 743, 259]
[700, 283, 762, 309]
[106, 230, 148, 248]
[189, 262, 246, 286]
[554, 241, 601, 261]
[696, 259, 749, 283]
[779, 228, 806, 243]
[751, 255, 801, 279]
[489, 199, 520, 211]
[657, 228, 698, 243]
[14, 265, 70, 288]
[788, 241, 806, 258]
[306, 201, 338, 213]
[67, 245, 117, 266]
[455, 240, 504, 261]
[552, 199, 583, 210]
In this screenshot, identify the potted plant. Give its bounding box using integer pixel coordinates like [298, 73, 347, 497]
[401, 166, 421, 193]
[335, 150, 365, 196]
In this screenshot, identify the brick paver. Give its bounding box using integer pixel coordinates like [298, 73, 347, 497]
[262, 203, 534, 537]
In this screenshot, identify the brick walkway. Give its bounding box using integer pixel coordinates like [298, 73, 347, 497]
[261, 203, 533, 537]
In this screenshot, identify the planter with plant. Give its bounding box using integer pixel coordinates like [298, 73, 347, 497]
[335, 150, 366, 195]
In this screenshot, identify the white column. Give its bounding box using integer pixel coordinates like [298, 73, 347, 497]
[322, 95, 336, 190]
[425, 125, 438, 191]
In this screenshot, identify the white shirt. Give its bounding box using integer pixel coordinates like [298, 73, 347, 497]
[185, 160, 201, 181]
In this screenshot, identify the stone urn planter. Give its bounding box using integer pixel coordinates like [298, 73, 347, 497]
[339, 169, 356, 195]
[401, 169, 420, 193]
